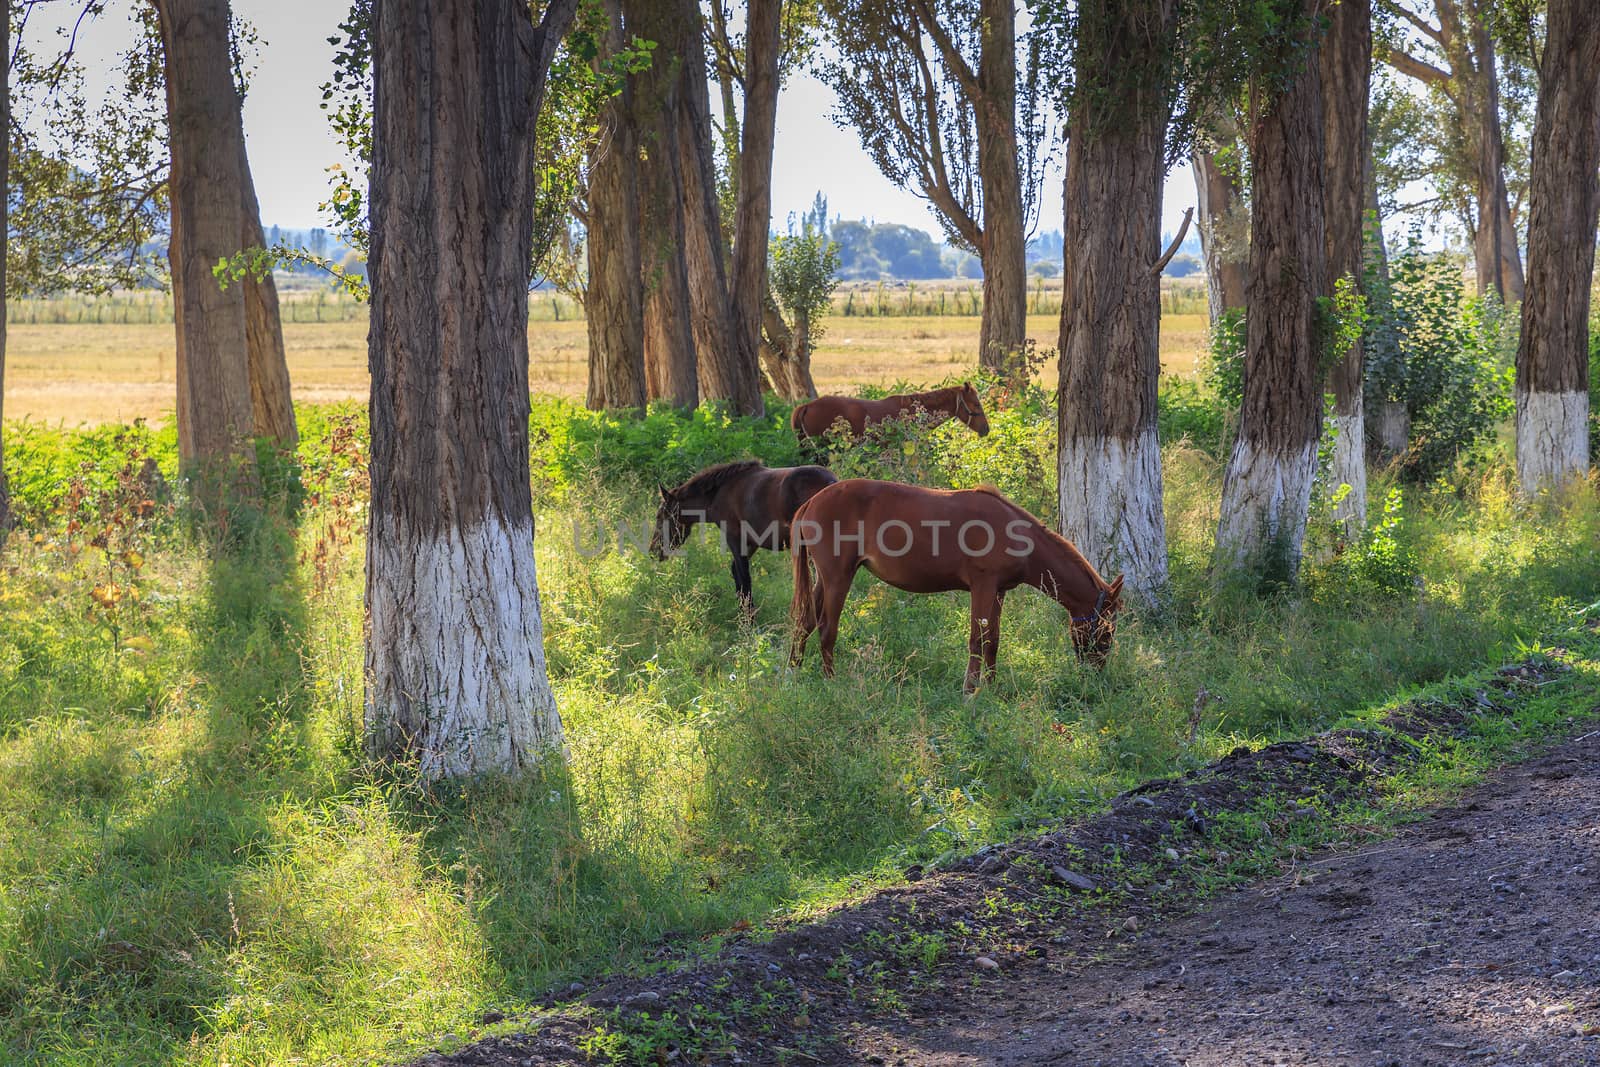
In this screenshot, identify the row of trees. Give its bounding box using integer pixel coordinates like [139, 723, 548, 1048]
[5, 0, 1595, 782]
[1058, 0, 1596, 603]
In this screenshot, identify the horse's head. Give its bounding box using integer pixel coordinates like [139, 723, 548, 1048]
[957, 381, 990, 436]
[650, 485, 689, 560]
[1070, 574, 1124, 666]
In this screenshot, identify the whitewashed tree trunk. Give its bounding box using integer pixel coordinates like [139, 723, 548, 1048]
[1516, 391, 1590, 492]
[1514, 0, 1599, 495]
[1056, 0, 1177, 604]
[1321, 0, 1370, 537]
[1216, 437, 1320, 570]
[1214, 0, 1327, 576]
[366, 513, 558, 779]
[1375, 400, 1409, 456]
[1058, 430, 1167, 595]
[364, 0, 577, 780]
[1328, 407, 1368, 532]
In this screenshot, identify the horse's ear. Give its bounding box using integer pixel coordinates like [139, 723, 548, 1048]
[658, 483, 670, 500]
[1108, 575, 1125, 601]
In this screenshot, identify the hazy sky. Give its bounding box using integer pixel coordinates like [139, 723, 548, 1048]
[38, 0, 1200, 244]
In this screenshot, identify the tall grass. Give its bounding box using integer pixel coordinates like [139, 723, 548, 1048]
[6, 290, 586, 326]
[826, 279, 1208, 318]
[1, 386, 1597, 1064]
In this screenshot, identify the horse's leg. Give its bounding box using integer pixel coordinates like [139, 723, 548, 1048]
[789, 544, 818, 667]
[983, 590, 1005, 683]
[965, 581, 1000, 694]
[815, 563, 854, 679]
[730, 553, 755, 620]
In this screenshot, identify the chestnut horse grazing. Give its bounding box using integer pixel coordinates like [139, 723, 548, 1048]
[791, 382, 991, 441]
[789, 480, 1124, 692]
[651, 461, 838, 615]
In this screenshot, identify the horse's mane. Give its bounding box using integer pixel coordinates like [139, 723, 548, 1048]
[675, 459, 766, 497]
[975, 486, 1109, 588]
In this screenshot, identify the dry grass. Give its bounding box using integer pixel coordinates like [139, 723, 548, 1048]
[2, 312, 1208, 426]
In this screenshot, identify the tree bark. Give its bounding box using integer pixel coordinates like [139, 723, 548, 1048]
[364, 0, 576, 780]
[1514, 0, 1598, 494]
[974, 0, 1027, 373]
[1191, 124, 1248, 326]
[584, 0, 646, 412]
[1363, 132, 1409, 456]
[625, 0, 698, 408]
[1057, 0, 1176, 604]
[1435, 0, 1525, 303]
[670, 0, 763, 416]
[759, 293, 818, 401]
[1465, 8, 1524, 304]
[1, 9, 10, 533]
[238, 140, 298, 447]
[1321, 0, 1371, 536]
[155, 0, 256, 471]
[730, 0, 781, 390]
[1215, 2, 1328, 577]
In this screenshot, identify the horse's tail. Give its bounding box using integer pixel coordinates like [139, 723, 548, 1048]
[790, 507, 816, 636]
[790, 401, 808, 437]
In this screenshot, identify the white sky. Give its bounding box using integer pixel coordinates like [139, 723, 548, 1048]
[29, 0, 1201, 246]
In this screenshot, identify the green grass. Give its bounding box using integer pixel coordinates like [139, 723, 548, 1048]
[2, 382, 1598, 1065]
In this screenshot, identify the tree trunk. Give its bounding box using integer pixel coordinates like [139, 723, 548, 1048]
[1057, 0, 1176, 604]
[759, 295, 817, 401]
[974, 0, 1027, 374]
[625, 0, 697, 408]
[1467, 10, 1524, 304]
[364, 0, 576, 780]
[1215, 4, 1328, 577]
[730, 0, 780, 389]
[1434, 0, 1524, 303]
[1321, 0, 1370, 536]
[239, 140, 298, 448]
[1514, 0, 1598, 494]
[1191, 126, 1248, 326]
[1, 10, 10, 533]
[584, 0, 646, 412]
[155, 0, 256, 471]
[1363, 132, 1409, 456]
[671, 0, 763, 416]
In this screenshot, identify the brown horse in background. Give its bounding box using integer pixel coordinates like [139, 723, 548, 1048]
[651, 460, 838, 616]
[791, 382, 991, 441]
[788, 480, 1124, 692]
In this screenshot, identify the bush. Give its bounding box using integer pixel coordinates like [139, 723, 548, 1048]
[1158, 376, 1231, 459]
[1364, 245, 1514, 481]
[1305, 486, 1418, 606]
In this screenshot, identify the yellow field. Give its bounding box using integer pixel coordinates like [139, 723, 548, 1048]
[2, 312, 1208, 426]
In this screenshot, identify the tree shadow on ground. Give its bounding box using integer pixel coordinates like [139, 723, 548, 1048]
[0, 501, 316, 1064]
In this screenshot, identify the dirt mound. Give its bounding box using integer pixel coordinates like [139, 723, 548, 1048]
[405, 655, 1580, 1066]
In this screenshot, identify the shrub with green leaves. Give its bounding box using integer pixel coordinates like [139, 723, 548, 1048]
[1364, 245, 1515, 481]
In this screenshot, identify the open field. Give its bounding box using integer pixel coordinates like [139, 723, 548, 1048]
[2, 312, 1210, 426]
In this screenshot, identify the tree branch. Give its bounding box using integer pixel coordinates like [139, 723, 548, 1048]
[1383, 47, 1452, 86]
[1148, 208, 1193, 276]
[1377, 0, 1444, 44]
[907, 0, 981, 100]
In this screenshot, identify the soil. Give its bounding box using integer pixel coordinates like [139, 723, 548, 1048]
[408, 657, 1600, 1067]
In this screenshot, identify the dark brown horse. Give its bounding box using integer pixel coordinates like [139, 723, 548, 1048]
[651, 460, 838, 615]
[791, 382, 991, 441]
[788, 480, 1124, 692]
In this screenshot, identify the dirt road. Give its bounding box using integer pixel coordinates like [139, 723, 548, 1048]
[854, 731, 1600, 1066]
[412, 665, 1599, 1067]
